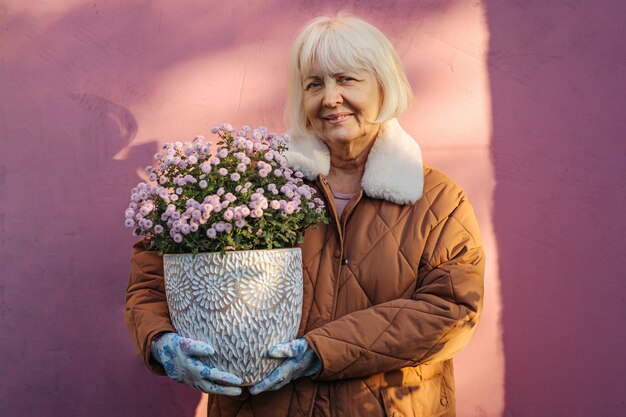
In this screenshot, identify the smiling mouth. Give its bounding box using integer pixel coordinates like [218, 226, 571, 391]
[323, 113, 352, 123]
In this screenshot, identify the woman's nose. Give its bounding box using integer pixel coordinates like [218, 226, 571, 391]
[322, 84, 342, 108]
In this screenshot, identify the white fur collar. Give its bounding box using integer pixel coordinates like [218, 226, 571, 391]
[285, 118, 424, 205]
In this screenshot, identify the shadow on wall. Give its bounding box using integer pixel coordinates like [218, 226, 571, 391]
[486, 1, 626, 416]
[0, 3, 200, 415]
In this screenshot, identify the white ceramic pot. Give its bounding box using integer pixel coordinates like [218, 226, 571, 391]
[163, 248, 303, 385]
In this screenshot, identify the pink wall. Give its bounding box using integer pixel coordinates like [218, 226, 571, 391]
[486, 1, 626, 416]
[0, 1, 623, 416]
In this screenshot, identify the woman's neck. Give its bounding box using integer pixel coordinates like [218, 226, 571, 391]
[326, 138, 375, 194]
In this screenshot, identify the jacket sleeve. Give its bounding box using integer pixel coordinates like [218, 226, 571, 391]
[304, 194, 485, 381]
[124, 239, 176, 375]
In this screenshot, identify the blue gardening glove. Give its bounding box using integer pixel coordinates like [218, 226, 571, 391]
[150, 332, 243, 396]
[249, 338, 321, 395]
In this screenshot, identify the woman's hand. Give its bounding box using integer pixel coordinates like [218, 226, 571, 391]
[150, 332, 243, 396]
[249, 338, 321, 395]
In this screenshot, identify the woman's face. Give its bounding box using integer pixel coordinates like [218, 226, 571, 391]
[302, 65, 382, 151]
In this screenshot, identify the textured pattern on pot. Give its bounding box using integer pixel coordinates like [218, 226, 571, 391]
[163, 248, 303, 386]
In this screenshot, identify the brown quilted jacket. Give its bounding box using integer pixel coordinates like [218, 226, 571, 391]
[124, 119, 485, 417]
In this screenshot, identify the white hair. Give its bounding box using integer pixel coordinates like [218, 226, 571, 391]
[285, 15, 413, 140]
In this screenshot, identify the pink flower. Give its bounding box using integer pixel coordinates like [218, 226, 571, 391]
[210, 156, 220, 165]
[173, 234, 183, 243]
[223, 209, 234, 221]
[199, 180, 208, 189]
[206, 228, 217, 238]
[274, 169, 283, 177]
[181, 224, 191, 235]
[237, 163, 246, 172]
[200, 163, 211, 174]
[154, 224, 164, 233]
[218, 168, 228, 176]
[188, 155, 198, 164]
[124, 219, 135, 228]
[270, 200, 280, 210]
[259, 169, 269, 178]
[235, 219, 245, 228]
[190, 223, 199, 232]
[214, 222, 226, 232]
[230, 173, 240, 181]
[218, 149, 228, 158]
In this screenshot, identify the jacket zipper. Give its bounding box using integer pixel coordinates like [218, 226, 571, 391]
[317, 175, 363, 322]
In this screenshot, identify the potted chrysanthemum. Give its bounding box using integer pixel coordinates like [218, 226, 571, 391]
[124, 124, 327, 385]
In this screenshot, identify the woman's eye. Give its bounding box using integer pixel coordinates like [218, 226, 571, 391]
[306, 81, 322, 90]
[340, 77, 355, 83]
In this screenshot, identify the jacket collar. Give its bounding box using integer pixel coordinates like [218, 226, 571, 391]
[285, 118, 424, 205]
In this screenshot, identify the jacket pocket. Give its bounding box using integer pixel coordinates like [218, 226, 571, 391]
[380, 375, 450, 417]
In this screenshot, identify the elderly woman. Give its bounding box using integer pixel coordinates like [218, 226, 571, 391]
[125, 15, 484, 417]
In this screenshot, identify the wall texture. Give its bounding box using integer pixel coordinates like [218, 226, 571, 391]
[486, 1, 626, 416]
[0, 1, 623, 416]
